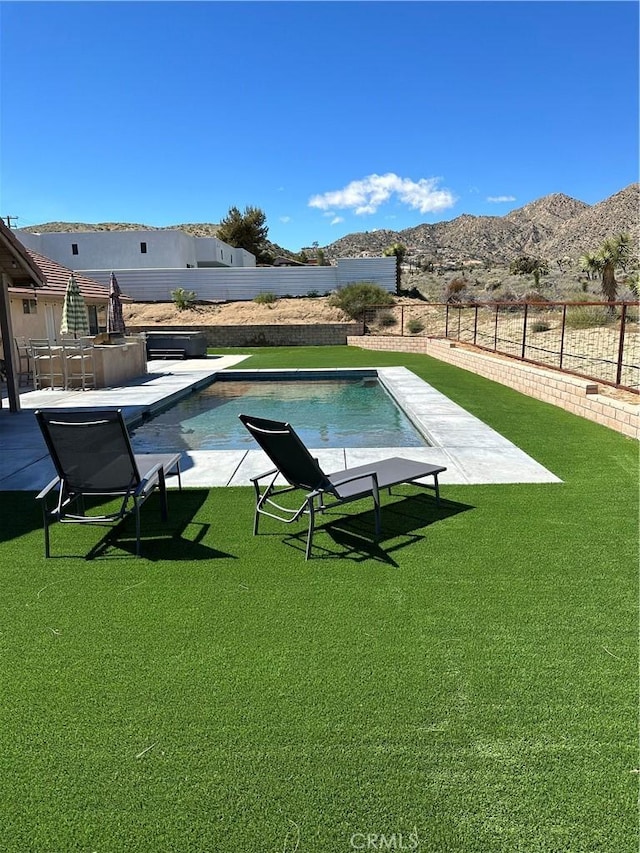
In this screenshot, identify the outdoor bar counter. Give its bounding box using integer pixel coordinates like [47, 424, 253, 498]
[32, 335, 148, 390]
[91, 336, 147, 387]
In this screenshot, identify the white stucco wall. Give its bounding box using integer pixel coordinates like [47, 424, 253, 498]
[15, 229, 255, 270]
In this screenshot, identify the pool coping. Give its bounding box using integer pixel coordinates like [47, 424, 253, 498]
[0, 359, 561, 490]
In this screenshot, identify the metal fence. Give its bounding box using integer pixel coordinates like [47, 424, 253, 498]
[361, 301, 639, 392]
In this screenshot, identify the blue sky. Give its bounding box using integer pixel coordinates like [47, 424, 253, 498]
[1, 1, 638, 251]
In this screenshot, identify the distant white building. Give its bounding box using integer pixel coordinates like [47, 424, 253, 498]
[14, 227, 397, 303]
[15, 228, 256, 270]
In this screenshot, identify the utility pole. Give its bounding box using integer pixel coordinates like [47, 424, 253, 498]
[4, 216, 18, 229]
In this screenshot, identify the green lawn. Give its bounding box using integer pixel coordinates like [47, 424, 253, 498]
[1, 346, 637, 852]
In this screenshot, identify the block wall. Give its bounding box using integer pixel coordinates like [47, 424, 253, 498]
[128, 323, 362, 348]
[349, 335, 639, 440]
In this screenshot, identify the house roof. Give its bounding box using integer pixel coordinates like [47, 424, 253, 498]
[8, 249, 128, 302]
[0, 219, 46, 287]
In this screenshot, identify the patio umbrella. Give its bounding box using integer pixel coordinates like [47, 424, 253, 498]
[107, 271, 126, 334]
[60, 273, 90, 338]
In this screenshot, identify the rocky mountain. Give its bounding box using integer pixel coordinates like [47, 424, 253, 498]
[21, 184, 639, 267]
[316, 183, 639, 266]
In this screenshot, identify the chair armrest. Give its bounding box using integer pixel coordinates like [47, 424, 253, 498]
[36, 477, 61, 500]
[308, 470, 379, 499]
[328, 470, 379, 489]
[249, 467, 279, 484]
[135, 463, 164, 495]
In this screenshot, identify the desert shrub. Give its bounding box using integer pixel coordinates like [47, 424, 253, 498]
[170, 288, 197, 310]
[378, 311, 398, 328]
[521, 290, 550, 304]
[565, 305, 610, 329]
[253, 292, 278, 305]
[306, 290, 320, 298]
[444, 277, 469, 303]
[406, 317, 425, 335]
[530, 320, 551, 333]
[328, 282, 394, 320]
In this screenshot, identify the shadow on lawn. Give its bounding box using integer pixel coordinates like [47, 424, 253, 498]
[281, 492, 474, 565]
[0, 491, 42, 544]
[73, 490, 236, 562]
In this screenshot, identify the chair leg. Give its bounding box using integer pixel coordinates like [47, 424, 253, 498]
[42, 505, 51, 558]
[158, 469, 169, 521]
[251, 480, 261, 535]
[135, 502, 141, 557]
[305, 496, 315, 560]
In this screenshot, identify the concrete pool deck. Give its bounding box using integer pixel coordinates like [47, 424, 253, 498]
[0, 356, 561, 490]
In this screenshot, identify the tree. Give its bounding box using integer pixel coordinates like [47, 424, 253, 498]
[509, 255, 549, 277]
[216, 205, 272, 264]
[595, 233, 632, 304]
[383, 243, 407, 294]
[579, 251, 601, 281]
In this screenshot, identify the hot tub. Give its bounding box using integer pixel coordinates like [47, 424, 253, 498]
[144, 331, 208, 359]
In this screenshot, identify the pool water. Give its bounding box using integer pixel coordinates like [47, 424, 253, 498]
[130, 377, 428, 451]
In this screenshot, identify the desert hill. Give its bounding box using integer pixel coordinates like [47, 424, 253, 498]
[317, 184, 638, 266]
[20, 183, 639, 268]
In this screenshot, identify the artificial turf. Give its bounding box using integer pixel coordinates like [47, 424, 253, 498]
[0, 346, 637, 852]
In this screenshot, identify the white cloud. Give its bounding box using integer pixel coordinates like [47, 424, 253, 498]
[279, 216, 291, 223]
[309, 173, 456, 216]
[487, 195, 516, 203]
[330, 216, 344, 226]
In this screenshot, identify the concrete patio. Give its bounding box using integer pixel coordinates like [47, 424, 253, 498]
[0, 355, 561, 491]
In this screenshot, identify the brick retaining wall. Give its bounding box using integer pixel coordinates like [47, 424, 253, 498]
[128, 323, 362, 347]
[348, 335, 639, 440]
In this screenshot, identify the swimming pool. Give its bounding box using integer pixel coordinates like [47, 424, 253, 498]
[130, 371, 428, 451]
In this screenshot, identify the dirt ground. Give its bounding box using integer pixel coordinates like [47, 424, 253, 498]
[123, 296, 355, 326]
[122, 296, 638, 405]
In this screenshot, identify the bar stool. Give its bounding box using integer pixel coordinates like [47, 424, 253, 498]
[61, 338, 95, 391]
[14, 336, 33, 386]
[30, 339, 65, 390]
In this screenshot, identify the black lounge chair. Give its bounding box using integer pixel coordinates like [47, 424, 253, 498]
[35, 408, 182, 557]
[239, 413, 446, 560]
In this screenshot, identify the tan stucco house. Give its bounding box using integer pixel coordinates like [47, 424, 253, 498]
[0, 219, 119, 411]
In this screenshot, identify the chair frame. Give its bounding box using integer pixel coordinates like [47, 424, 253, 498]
[239, 414, 446, 559]
[61, 337, 96, 391]
[35, 408, 182, 557]
[29, 339, 65, 390]
[14, 336, 33, 386]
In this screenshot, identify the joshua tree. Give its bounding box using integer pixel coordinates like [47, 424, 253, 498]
[579, 251, 600, 281]
[383, 243, 407, 294]
[581, 234, 632, 304]
[596, 233, 632, 304]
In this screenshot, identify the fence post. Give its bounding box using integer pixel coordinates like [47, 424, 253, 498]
[616, 303, 627, 386]
[493, 304, 499, 351]
[401, 305, 404, 336]
[521, 303, 528, 359]
[473, 305, 478, 345]
[445, 304, 450, 338]
[559, 304, 567, 369]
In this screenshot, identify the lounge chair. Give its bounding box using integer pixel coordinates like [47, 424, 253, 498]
[239, 413, 446, 559]
[35, 408, 182, 557]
